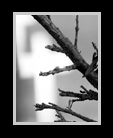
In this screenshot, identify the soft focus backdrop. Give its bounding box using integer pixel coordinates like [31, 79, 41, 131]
[16, 15, 98, 122]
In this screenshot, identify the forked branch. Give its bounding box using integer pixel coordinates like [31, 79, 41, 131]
[58, 88, 98, 101]
[34, 102, 97, 122]
[32, 15, 98, 89]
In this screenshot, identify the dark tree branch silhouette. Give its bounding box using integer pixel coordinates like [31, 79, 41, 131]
[34, 102, 97, 122]
[32, 15, 98, 89]
[45, 44, 64, 53]
[32, 15, 98, 122]
[39, 64, 77, 76]
[74, 15, 79, 49]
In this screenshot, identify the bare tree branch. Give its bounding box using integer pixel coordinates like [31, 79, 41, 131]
[32, 15, 98, 89]
[54, 112, 76, 122]
[83, 61, 98, 78]
[45, 44, 64, 53]
[34, 102, 97, 122]
[46, 15, 51, 20]
[92, 42, 98, 54]
[74, 15, 79, 48]
[54, 120, 76, 122]
[80, 85, 89, 93]
[55, 110, 69, 122]
[58, 88, 98, 101]
[66, 99, 84, 110]
[80, 85, 98, 100]
[39, 64, 77, 76]
[82, 51, 98, 78]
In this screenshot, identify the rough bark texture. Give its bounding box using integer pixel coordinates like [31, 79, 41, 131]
[32, 15, 98, 89]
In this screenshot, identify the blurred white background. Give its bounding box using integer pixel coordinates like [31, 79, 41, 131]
[16, 14, 98, 122]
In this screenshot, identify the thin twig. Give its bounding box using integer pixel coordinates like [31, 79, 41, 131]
[84, 61, 98, 78]
[45, 44, 64, 53]
[46, 15, 51, 20]
[58, 88, 98, 101]
[54, 120, 76, 122]
[79, 90, 86, 93]
[34, 102, 97, 122]
[66, 99, 82, 110]
[82, 52, 98, 78]
[92, 42, 98, 54]
[74, 15, 79, 48]
[39, 64, 77, 76]
[59, 88, 86, 99]
[80, 85, 89, 93]
[55, 110, 68, 122]
[67, 99, 84, 108]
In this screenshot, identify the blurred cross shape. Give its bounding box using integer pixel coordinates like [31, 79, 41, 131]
[16, 15, 72, 122]
[16, 15, 58, 122]
[17, 30, 57, 122]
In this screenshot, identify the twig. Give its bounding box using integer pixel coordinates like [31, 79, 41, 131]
[83, 62, 98, 78]
[67, 99, 84, 109]
[82, 52, 98, 78]
[45, 44, 64, 53]
[80, 85, 98, 100]
[46, 15, 51, 20]
[79, 90, 86, 93]
[80, 85, 89, 93]
[92, 42, 98, 54]
[55, 110, 68, 122]
[34, 102, 97, 122]
[59, 88, 86, 99]
[39, 64, 77, 76]
[67, 99, 73, 109]
[54, 120, 76, 122]
[58, 88, 98, 101]
[66, 99, 82, 110]
[32, 15, 98, 89]
[74, 15, 79, 48]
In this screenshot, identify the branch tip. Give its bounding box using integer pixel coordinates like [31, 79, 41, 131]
[80, 85, 89, 93]
[45, 44, 64, 53]
[39, 64, 77, 76]
[92, 42, 98, 54]
[74, 15, 79, 48]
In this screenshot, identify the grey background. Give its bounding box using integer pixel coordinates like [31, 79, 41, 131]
[16, 15, 98, 122]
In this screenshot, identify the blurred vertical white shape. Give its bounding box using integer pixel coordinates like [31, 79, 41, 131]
[31, 32, 57, 122]
[16, 15, 72, 122]
[16, 15, 57, 122]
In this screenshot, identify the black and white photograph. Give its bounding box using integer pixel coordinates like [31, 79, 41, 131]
[13, 12, 101, 125]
